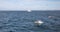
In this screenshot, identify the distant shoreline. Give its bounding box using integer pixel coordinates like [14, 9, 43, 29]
[0, 10, 60, 11]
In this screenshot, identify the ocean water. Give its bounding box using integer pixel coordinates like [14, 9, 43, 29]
[0, 11, 60, 32]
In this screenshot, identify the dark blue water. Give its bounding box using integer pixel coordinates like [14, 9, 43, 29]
[0, 11, 60, 32]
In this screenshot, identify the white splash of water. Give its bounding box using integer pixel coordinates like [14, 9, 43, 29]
[34, 20, 44, 26]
